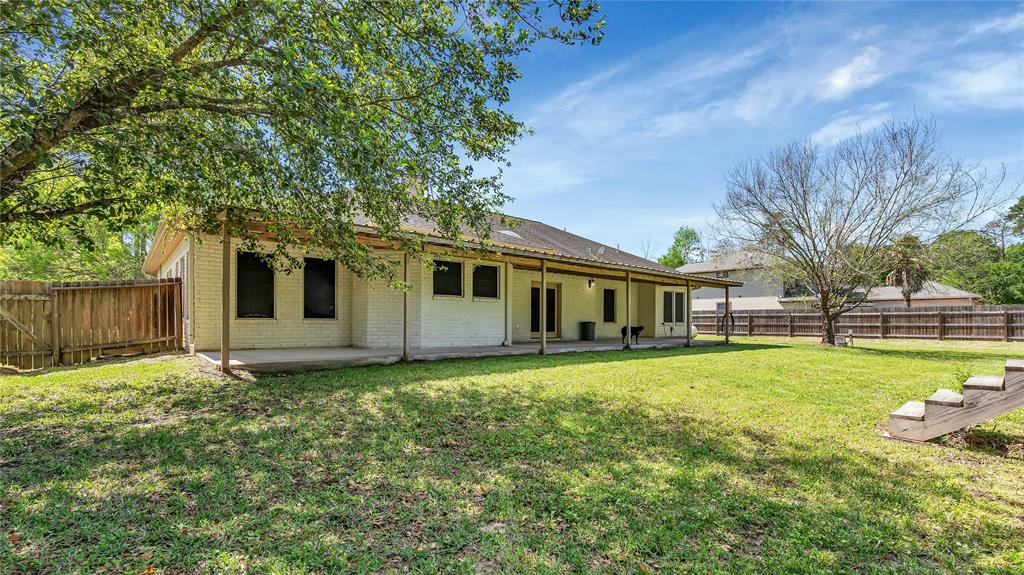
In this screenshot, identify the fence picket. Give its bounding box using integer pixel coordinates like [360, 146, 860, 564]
[693, 305, 1024, 341]
[0, 279, 182, 370]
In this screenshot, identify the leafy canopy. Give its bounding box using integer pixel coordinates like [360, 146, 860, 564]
[0, 218, 155, 281]
[1008, 196, 1024, 236]
[1, 0, 603, 280]
[657, 225, 702, 268]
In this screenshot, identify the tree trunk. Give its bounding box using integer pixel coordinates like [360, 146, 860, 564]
[903, 287, 912, 308]
[819, 306, 835, 345]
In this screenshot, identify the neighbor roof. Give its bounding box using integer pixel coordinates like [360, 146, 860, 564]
[676, 249, 773, 274]
[867, 280, 980, 301]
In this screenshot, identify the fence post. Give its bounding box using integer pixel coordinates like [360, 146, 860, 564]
[1005, 311, 1011, 342]
[787, 313, 793, 337]
[747, 313, 753, 336]
[50, 284, 60, 366]
[173, 280, 182, 350]
[879, 311, 886, 339]
[937, 311, 944, 340]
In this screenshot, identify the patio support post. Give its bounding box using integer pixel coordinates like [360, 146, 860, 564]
[402, 253, 411, 362]
[685, 280, 692, 347]
[220, 214, 231, 373]
[724, 285, 730, 344]
[504, 262, 513, 346]
[540, 259, 547, 355]
[625, 271, 632, 350]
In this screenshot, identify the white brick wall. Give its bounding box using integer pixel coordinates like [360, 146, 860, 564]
[419, 257, 507, 347]
[190, 236, 354, 350]
[175, 233, 694, 351]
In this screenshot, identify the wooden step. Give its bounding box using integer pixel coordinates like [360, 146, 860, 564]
[890, 400, 925, 421]
[1006, 360, 1024, 387]
[925, 388, 963, 407]
[889, 376, 1024, 442]
[963, 375, 1004, 391]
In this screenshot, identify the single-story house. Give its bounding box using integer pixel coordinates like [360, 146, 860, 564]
[143, 213, 742, 370]
[678, 249, 980, 311]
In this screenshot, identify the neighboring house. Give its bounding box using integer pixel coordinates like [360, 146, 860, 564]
[678, 249, 980, 311]
[143, 213, 741, 359]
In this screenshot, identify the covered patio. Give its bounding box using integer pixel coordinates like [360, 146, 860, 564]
[198, 336, 725, 372]
[193, 210, 743, 374]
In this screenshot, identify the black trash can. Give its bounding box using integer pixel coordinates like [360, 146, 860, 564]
[579, 321, 596, 341]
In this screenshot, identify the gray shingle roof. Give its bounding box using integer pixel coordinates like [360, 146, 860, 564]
[676, 249, 773, 274]
[357, 213, 699, 277]
[868, 280, 980, 301]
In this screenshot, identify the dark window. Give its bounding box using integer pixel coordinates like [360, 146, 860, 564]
[303, 258, 336, 319]
[674, 292, 686, 323]
[433, 260, 463, 296]
[236, 252, 274, 318]
[603, 289, 616, 322]
[663, 292, 673, 323]
[473, 265, 499, 298]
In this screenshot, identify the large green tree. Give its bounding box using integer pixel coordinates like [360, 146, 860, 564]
[927, 230, 999, 291]
[1, 0, 602, 281]
[1008, 196, 1024, 236]
[657, 225, 702, 268]
[973, 244, 1024, 304]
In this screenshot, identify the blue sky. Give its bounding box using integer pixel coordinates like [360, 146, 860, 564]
[490, 1, 1024, 259]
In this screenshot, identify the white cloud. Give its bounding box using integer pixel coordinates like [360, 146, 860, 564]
[926, 54, 1024, 110]
[820, 46, 886, 100]
[499, 158, 594, 198]
[962, 10, 1024, 41]
[811, 103, 891, 146]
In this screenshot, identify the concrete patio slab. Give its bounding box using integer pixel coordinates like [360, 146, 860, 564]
[196, 337, 724, 372]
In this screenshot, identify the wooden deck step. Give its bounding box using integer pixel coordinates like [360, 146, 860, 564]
[1006, 360, 1024, 387]
[963, 375, 1004, 391]
[925, 388, 964, 407]
[890, 401, 925, 421]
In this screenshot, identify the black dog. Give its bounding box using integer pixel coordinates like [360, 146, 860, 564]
[621, 325, 644, 345]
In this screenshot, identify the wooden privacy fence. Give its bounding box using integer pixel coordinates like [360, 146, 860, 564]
[694, 305, 1024, 342]
[0, 278, 182, 370]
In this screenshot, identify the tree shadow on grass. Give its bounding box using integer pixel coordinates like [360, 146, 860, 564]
[2, 355, 1020, 574]
[845, 345, 1021, 366]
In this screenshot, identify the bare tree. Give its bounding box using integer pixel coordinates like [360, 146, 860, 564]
[715, 117, 1011, 344]
[638, 234, 657, 260]
[982, 213, 1015, 259]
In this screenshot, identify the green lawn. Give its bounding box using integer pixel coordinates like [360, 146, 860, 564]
[2, 338, 1023, 574]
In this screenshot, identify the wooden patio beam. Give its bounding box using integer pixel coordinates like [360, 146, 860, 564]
[220, 220, 231, 373]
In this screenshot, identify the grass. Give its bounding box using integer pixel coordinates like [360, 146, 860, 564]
[2, 337, 1023, 574]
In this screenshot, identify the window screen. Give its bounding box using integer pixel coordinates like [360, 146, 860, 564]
[304, 258, 336, 319]
[674, 292, 686, 323]
[603, 289, 616, 322]
[236, 252, 274, 318]
[433, 260, 463, 296]
[663, 292, 673, 323]
[472, 265, 499, 298]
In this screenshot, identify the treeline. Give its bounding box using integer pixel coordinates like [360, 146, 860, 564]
[927, 216, 1023, 305]
[0, 219, 155, 282]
